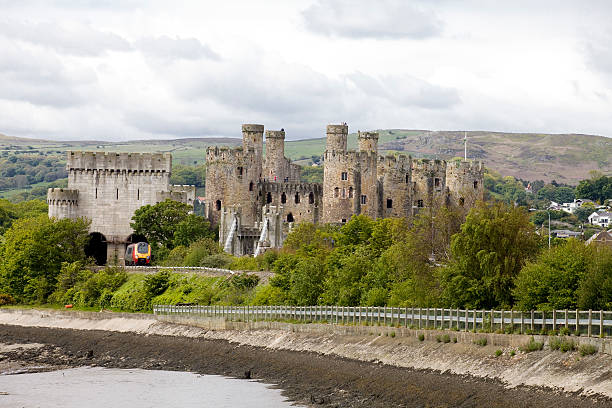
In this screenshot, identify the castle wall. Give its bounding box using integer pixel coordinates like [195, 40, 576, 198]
[445, 160, 485, 208]
[378, 155, 412, 218]
[259, 182, 322, 224]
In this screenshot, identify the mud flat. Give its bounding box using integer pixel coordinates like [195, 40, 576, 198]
[0, 309, 610, 408]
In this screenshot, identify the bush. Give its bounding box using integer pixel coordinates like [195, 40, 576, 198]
[0, 293, 16, 306]
[474, 337, 488, 347]
[418, 333, 425, 341]
[110, 275, 150, 312]
[495, 349, 503, 357]
[559, 327, 570, 336]
[510, 350, 516, 357]
[452, 337, 457, 343]
[390, 331, 396, 338]
[442, 334, 451, 343]
[520, 337, 543, 353]
[579, 344, 597, 356]
[549, 337, 576, 352]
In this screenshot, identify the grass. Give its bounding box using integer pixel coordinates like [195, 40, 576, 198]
[495, 349, 503, 357]
[474, 337, 488, 347]
[579, 344, 598, 356]
[549, 337, 576, 352]
[520, 337, 544, 353]
[418, 333, 425, 341]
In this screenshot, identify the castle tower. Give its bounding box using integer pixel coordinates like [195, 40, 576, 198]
[445, 160, 484, 209]
[358, 131, 379, 154]
[242, 124, 264, 165]
[326, 124, 348, 153]
[263, 129, 286, 182]
[323, 124, 359, 223]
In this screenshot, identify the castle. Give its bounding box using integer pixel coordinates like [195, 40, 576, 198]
[47, 151, 195, 265]
[205, 124, 484, 256]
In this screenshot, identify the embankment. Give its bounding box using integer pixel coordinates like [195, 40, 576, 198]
[0, 308, 610, 407]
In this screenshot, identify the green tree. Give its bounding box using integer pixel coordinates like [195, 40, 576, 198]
[513, 239, 592, 310]
[575, 175, 612, 203]
[130, 199, 193, 250]
[172, 214, 216, 248]
[439, 202, 542, 308]
[577, 245, 612, 310]
[289, 258, 326, 305]
[0, 215, 90, 302]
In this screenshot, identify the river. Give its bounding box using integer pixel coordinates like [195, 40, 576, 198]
[0, 367, 302, 407]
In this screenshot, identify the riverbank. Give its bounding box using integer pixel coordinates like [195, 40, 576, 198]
[0, 308, 610, 407]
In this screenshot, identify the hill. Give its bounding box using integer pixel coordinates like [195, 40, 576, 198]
[1, 130, 611, 185]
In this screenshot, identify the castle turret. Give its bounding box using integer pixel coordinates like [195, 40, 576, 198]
[445, 160, 484, 209]
[326, 124, 348, 153]
[264, 130, 286, 182]
[242, 124, 264, 164]
[358, 131, 379, 154]
[47, 188, 79, 219]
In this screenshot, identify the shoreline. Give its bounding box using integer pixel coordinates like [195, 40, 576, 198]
[0, 308, 611, 407]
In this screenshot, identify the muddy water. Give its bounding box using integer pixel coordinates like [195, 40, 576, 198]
[0, 367, 301, 408]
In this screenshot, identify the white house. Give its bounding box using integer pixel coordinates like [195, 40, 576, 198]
[588, 211, 611, 228]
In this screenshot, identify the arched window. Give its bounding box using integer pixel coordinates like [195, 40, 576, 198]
[287, 213, 294, 222]
[215, 200, 221, 211]
[386, 199, 393, 208]
[266, 192, 272, 204]
[334, 187, 339, 198]
[295, 193, 300, 204]
[473, 181, 478, 189]
[405, 174, 409, 183]
[249, 181, 254, 191]
[309, 192, 314, 204]
[348, 187, 353, 198]
[459, 197, 465, 206]
[281, 192, 287, 204]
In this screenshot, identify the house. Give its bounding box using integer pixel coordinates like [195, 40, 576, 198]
[551, 229, 582, 239]
[588, 210, 611, 228]
[586, 230, 612, 248]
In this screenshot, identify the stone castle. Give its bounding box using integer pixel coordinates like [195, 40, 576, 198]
[205, 124, 484, 256]
[47, 151, 195, 264]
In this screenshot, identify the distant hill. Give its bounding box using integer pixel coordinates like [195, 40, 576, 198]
[1, 130, 611, 184]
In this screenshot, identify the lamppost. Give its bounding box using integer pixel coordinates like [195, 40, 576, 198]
[548, 210, 551, 249]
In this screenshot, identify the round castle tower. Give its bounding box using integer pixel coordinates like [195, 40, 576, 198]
[326, 124, 348, 153]
[264, 130, 286, 182]
[358, 131, 379, 154]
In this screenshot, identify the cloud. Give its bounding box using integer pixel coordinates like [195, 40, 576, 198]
[135, 36, 220, 61]
[0, 20, 131, 56]
[583, 30, 612, 76]
[302, 0, 442, 39]
[348, 72, 460, 109]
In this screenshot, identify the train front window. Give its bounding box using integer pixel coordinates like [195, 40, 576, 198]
[137, 243, 148, 253]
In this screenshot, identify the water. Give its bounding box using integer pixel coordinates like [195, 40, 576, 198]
[0, 367, 301, 408]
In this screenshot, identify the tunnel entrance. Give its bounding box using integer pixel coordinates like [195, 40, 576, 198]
[127, 234, 148, 244]
[85, 232, 107, 266]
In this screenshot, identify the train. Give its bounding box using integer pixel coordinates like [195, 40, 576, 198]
[125, 242, 151, 266]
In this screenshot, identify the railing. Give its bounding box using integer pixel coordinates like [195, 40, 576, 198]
[152, 305, 612, 338]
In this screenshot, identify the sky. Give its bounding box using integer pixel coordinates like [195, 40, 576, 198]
[1, 0, 612, 141]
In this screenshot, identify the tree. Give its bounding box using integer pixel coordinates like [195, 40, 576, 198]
[575, 175, 612, 203]
[577, 245, 612, 310]
[513, 239, 592, 310]
[130, 199, 193, 250]
[0, 215, 90, 302]
[172, 214, 216, 248]
[574, 206, 594, 223]
[439, 202, 542, 308]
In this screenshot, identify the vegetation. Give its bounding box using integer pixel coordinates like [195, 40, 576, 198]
[520, 337, 544, 353]
[578, 344, 598, 356]
[575, 175, 612, 204]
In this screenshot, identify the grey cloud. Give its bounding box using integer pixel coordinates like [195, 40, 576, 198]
[348, 72, 460, 109]
[135, 36, 220, 61]
[0, 20, 131, 56]
[302, 0, 442, 39]
[584, 32, 612, 75]
[123, 110, 223, 137]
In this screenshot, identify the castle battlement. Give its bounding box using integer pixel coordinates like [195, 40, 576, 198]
[259, 181, 323, 194]
[242, 124, 264, 133]
[265, 130, 285, 139]
[206, 145, 256, 163]
[379, 154, 411, 168]
[47, 188, 79, 203]
[67, 151, 172, 173]
[446, 160, 484, 173]
[411, 158, 447, 172]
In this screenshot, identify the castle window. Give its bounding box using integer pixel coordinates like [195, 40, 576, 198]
[266, 192, 272, 204]
[473, 181, 478, 189]
[413, 182, 416, 189]
[459, 197, 465, 206]
[405, 174, 409, 183]
[341, 172, 348, 181]
[95, 188, 97, 199]
[434, 178, 440, 187]
[361, 195, 367, 205]
[137, 189, 140, 200]
[281, 192, 287, 204]
[417, 200, 424, 208]
[237, 167, 243, 176]
[342, 188, 346, 198]
[284, 177, 289, 182]
[249, 181, 254, 191]
[341, 219, 347, 223]
[116, 189, 119, 200]
[309, 192, 314, 204]
[348, 187, 353, 198]
[387, 199, 393, 209]
[295, 193, 300, 204]
[216, 200, 221, 211]
[287, 213, 294, 223]
[334, 187, 339, 198]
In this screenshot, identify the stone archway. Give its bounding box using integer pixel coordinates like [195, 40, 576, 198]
[127, 234, 148, 245]
[85, 232, 107, 266]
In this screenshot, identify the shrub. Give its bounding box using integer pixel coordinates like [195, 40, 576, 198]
[418, 333, 425, 341]
[453, 337, 457, 343]
[549, 338, 576, 352]
[559, 327, 570, 336]
[0, 293, 16, 306]
[579, 344, 598, 356]
[474, 337, 488, 347]
[520, 337, 543, 353]
[442, 334, 451, 343]
[495, 349, 503, 357]
[573, 330, 581, 337]
[390, 331, 396, 338]
[436, 335, 442, 343]
[510, 350, 516, 357]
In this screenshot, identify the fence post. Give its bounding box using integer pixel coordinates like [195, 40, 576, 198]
[587, 310, 592, 337]
[490, 310, 493, 332]
[552, 309, 556, 332]
[531, 310, 534, 332]
[501, 309, 504, 333]
[520, 311, 524, 334]
[576, 310, 579, 334]
[600, 310, 603, 337]
[510, 310, 514, 333]
[405, 307, 408, 328]
[418, 307, 422, 329]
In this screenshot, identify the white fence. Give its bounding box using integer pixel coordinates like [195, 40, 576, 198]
[153, 305, 612, 338]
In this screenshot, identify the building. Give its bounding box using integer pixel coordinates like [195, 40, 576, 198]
[588, 210, 611, 228]
[205, 124, 485, 256]
[586, 230, 612, 248]
[47, 151, 195, 265]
